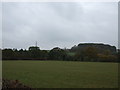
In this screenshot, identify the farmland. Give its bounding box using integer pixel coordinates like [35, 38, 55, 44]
[2, 61, 118, 88]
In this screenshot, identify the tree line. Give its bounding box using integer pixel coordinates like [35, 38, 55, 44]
[1, 43, 119, 62]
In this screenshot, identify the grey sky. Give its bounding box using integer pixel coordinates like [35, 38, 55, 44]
[0, 3, 2, 48]
[2, 2, 118, 50]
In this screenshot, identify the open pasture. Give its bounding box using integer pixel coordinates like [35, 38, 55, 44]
[2, 61, 118, 88]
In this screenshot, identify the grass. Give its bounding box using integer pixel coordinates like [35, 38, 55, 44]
[2, 60, 118, 88]
[67, 52, 75, 56]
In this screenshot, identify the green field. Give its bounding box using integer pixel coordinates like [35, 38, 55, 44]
[2, 61, 118, 88]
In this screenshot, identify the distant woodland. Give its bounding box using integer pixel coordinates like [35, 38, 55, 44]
[1, 43, 120, 62]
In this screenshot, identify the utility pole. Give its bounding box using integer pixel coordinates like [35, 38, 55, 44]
[35, 41, 37, 47]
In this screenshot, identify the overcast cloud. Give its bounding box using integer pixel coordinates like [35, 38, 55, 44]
[2, 2, 118, 50]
